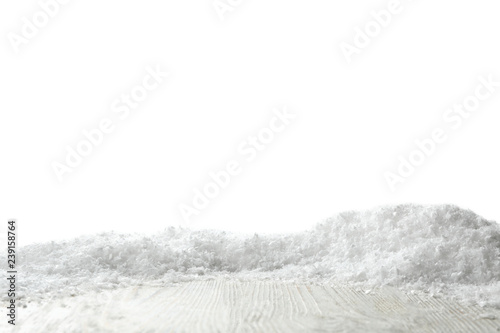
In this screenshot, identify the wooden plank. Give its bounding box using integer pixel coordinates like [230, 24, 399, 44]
[9, 279, 500, 332]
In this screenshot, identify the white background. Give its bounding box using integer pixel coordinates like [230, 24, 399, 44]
[1, 0, 499, 245]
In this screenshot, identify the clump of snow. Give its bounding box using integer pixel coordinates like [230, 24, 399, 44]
[4, 204, 500, 307]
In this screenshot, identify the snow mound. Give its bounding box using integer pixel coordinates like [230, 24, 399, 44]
[6, 204, 500, 307]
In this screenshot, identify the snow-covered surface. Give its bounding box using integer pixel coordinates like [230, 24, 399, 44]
[5, 204, 500, 308]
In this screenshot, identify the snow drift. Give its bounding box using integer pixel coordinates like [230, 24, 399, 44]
[5, 204, 500, 307]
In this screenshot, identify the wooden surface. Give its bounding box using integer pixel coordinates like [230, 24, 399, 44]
[7, 279, 500, 332]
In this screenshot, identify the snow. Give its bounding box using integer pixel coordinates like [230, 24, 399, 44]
[5, 204, 500, 308]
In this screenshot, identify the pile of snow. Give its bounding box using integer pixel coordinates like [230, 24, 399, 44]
[5, 204, 500, 307]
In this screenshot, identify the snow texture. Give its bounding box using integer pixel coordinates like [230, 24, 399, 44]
[5, 204, 500, 308]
